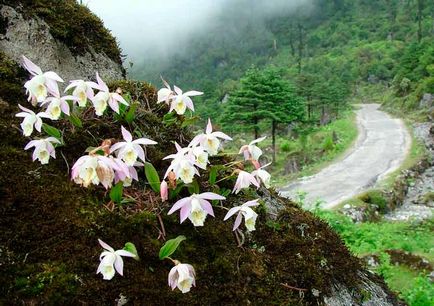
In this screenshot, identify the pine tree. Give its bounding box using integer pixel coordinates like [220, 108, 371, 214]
[223, 67, 305, 162]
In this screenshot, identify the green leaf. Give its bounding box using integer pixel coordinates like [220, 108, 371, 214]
[123, 242, 139, 261]
[163, 112, 177, 126]
[169, 183, 185, 200]
[187, 179, 200, 194]
[68, 113, 82, 128]
[159, 235, 186, 260]
[144, 162, 160, 192]
[209, 166, 218, 185]
[42, 123, 61, 139]
[181, 116, 199, 128]
[124, 101, 138, 123]
[110, 182, 123, 204]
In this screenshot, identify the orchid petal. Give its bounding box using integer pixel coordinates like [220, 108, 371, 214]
[224, 206, 241, 220]
[184, 90, 203, 97]
[121, 126, 132, 142]
[199, 199, 214, 217]
[180, 203, 191, 223]
[233, 213, 243, 231]
[197, 192, 225, 201]
[98, 239, 115, 252]
[212, 131, 232, 140]
[168, 197, 190, 215]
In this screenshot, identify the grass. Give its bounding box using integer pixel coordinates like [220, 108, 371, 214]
[219, 109, 358, 187]
[313, 209, 434, 306]
[271, 109, 358, 186]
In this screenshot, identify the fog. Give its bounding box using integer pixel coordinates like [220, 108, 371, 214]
[86, 0, 312, 65]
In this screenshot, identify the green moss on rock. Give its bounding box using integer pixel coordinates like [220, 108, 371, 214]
[2, 0, 122, 65]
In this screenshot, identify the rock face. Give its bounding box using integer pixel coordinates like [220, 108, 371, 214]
[0, 5, 124, 81]
[385, 122, 434, 221]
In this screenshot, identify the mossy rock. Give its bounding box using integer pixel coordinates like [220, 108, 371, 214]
[2, 0, 122, 65]
[0, 55, 402, 305]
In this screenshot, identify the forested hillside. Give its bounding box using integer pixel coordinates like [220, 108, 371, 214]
[131, 0, 434, 125]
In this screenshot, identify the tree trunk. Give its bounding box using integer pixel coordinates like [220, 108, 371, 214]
[272, 120, 277, 163]
[417, 0, 424, 42]
[297, 23, 303, 74]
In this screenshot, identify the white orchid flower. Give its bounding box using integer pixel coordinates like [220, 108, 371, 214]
[169, 85, 203, 115]
[233, 170, 260, 194]
[97, 239, 136, 280]
[224, 199, 259, 232]
[65, 79, 100, 107]
[168, 262, 196, 293]
[157, 78, 174, 105]
[163, 143, 200, 184]
[110, 126, 157, 166]
[22, 56, 64, 105]
[15, 104, 50, 136]
[40, 90, 76, 120]
[91, 72, 129, 116]
[190, 119, 232, 156]
[239, 136, 267, 161]
[192, 146, 209, 170]
[24, 137, 61, 164]
[168, 192, 225, 226]
[252, 163, 272, 188]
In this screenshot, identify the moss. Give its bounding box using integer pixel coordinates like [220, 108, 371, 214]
[0, 57, 399, 304]
[0, 51, 27, 103]
[2, 0, 123, 67]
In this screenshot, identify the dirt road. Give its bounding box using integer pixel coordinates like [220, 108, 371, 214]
[279, 104, 411, 209]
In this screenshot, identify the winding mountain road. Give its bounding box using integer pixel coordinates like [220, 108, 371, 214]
[279, 104, 411, 209]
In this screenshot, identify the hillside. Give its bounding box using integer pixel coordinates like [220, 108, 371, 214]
[0, 1, 405, 305]
[130, 0, 434, 123]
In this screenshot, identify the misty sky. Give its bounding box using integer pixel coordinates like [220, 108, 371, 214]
[86, 0, 311, 65]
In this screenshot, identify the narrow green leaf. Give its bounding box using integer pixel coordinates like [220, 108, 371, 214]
[169, 183, 185, 200]
[68, 113, 82, 128]
[181, 116, 199, 128]
[110, 182, 123, 204]
[123, 242, 139, 261]
[187, 179, 200, 195]
[209, 166, 218, 185]
[159, 235, 186, 260]
[124, 102, 138, 123]
[163, 112, 177, 126]
[144, 162, 160, 192]
[42, 123, 61, 139]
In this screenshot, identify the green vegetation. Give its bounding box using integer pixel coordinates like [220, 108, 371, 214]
[314, 209, 434, 306]
[222, 66, 305, 162]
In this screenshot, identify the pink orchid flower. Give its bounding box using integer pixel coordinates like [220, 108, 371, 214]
[169, 85, 203, 115]
[97, 239, 136, 280]
[239, 136, 267, 161]
[233, 170, 260, 194]
[168, 192, 225, 226]
[110, 126, 157, 166]
[168, 262, 196, 293]
[91, 72, 129, 116]
[15, 104, 51, 136]
[22, 56, 64, 105]
[190, 118, 232, 156]
[224, 199, 259, 232]
[24, 137, 61, 164]
[160, 180, 169, 201]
